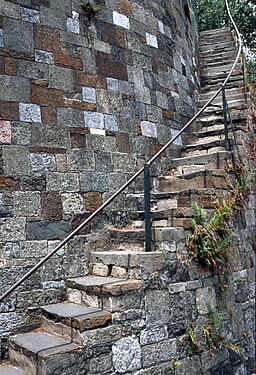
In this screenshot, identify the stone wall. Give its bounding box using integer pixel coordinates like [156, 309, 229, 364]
[0, 0, 198, 340]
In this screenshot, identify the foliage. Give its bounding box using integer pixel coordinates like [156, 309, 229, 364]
[187, 161, 251, 289]
[185, 322, 200, 353]
[170, 359, 182, 371]
[197, 0, 256, 51]
[186, 309, 246, 358]
[246, 60, 256, 85]
[187, 200, 234, 288]
[202, 309, 225, 351]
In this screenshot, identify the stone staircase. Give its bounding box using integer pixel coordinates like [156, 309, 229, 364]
[0, 28, 251, 375]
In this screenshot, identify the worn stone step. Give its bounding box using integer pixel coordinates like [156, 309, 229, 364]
[200, 86, 245, 101]
[109, 227, 145, 244]
[200, 57, 238, 69]
[151, 187, 219, 205]
[200, 36, 233, 47]
[129, 205, 217, 230]
[200, 41, 235, 53]
[67, 276, 143, 312]
[201, 77, 244, 92]
[200, 27, 231, 37]
[201, 74, 244, 88]
[67, 275, 142, 296]
[0, 363, 25, 375]
[39, 302, 112, 344]
[182, 139, 225, 155]
[199, 100, 248, 115]
[201, 65, 242, 79]
[9, 331, 80, 375]
[108, 226, 187, 243]
[199, 92, 247, 108]
[185, 125, 247, 146]
[158, 169, 226, 193]
[200, 51, 237, 64]
[90, 250, 164, 279]
[197, 111, 247, 128]
[164, 150, 231, 171]
[200, 44, 236, 56]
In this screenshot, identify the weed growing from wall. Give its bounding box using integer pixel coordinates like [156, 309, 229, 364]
[187, 160, 252, 290]
[185, 308, 247, 359]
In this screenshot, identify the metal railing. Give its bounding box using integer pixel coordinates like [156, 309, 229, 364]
[0, 0, 243, 304]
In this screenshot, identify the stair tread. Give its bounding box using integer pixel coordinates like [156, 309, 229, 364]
[159, 168, 225, 180]
[92, 250, 161, 255]
[41, 302, 107, 319]
[10, 331, 80, 358]
[41, 302, 112, 331]
[67, 276, 142, 296]
[0, 363, 25, 375]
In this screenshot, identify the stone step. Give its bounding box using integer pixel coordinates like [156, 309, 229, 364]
[9, 331, 80, 375]
[199, 27, 231, 37]
[40, 302, 111, 344]
[185, 125, 247, 145]
[200, 86, 245, 101]
[197, 110, 247, 127]
[67, 275, 142, 296]
[130, 205, 217, 230]
[0, 363, 25, 375]
[90, 250, 164, 279]
[67, 276, 143, 312]
[200, 57, 237, 69]
[200, 51, 237, 64]
[201, 65, 242, 79]
[200, 35, 233, 46]
[199, 40, 235, 52]
[200, 48, 237, 61]
[109, 227, 145, 244]
[201, 77, 244, 92]
[182, 139, 225, 155]
[108, 226, 186, 243]
[199, 92, 247, 109]
[200, 44, 236, 56]
[158, 169, 226, 193]
[151, 188, 219, 206]
[201, 74, 244, 89]
[164, 150, 231, 170]
[199, 100, 248, 114]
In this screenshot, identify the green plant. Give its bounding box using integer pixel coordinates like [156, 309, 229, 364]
[188, 309, 247, 359]
[246, 60, 256, 85]
[170, 359, 182, 371]
[81, 1, 101, 20]
[197, 0, 256, 51]
[185, 322, 200, 353]
[203, 309, 226, 352]
[187, 201, 234, 288]
[187, 160, 251, 289]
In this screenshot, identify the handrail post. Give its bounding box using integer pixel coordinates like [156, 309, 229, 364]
[222, 85, 230, 151]
[144, 164, 152, 252]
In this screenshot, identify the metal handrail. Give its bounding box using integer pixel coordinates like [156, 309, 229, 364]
[0, 0, 243, 303]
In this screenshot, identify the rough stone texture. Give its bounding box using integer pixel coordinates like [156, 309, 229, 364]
[1, 3, 254, 375]
[113, 336, 142, 373]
